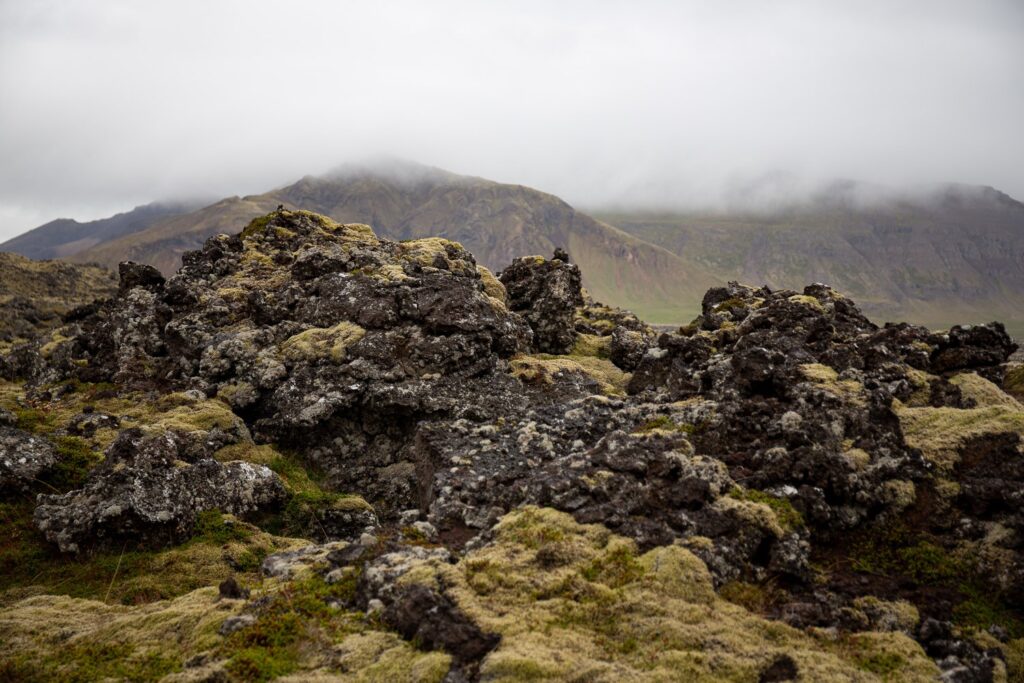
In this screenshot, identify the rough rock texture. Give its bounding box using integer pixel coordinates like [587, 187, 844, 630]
[34, 428, 285, 554]
[2, 211, 1022, 681]
[0, 424, 58, 492]
[499, 252, 583, 354]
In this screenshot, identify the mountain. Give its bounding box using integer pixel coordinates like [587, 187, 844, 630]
[0, 200, 204, 260]
[68, 162, 721, 322]
[0, 252, 116, 349]
[10, 166, 1024, 332]
[596, 183, 1024, 336]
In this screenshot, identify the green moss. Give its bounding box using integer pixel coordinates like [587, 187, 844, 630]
[714, 297, 747, 312]
[850, 526, 963, 584]
[580, 540, 644, 588]
[0, 640, 180, 683]
[634, 415, 697, 434]
[1005, 365, 1024, 399]
[0, 504, 296, 607]
[219, 574, 367, 681]
[727, 488, 804, 531]
[192, 509, 253, 545]
[848, 523, 1023, 637]
[46, 435, 102, 490]
[855, 650, 906, 677]
[952, 585, 1024, 639]
[718, 580, 782, 613]
[12, 405, 50, 433]
[241, 213, 275, 238]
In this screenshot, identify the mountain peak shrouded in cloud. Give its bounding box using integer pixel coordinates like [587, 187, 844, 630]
[2, 0, 1023, 240]
[325, 157, 463, 186]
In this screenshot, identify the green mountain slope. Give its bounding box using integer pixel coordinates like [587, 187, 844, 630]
[597, 184, 1024, 336]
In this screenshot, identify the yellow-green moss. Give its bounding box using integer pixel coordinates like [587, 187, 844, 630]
[510, 354, 630, 396]
[571, 333, 612, 359]
[951, 372, 1023, 409]
[150, 393, 247, 436]
[1005, 365, 1024, 401]
[726, 487, 805, 533]
[279, 321, 366, 364]
[634, 415, 697, 435]
[894, 399, 1024, 472]
[399, 506, 939, 682]
[800, 363, 866, 406]
[400, 237, 474, 276]
[476, 265, 507, 303]
[788, 294, 826, 311]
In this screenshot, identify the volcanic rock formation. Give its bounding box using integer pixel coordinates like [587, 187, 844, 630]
[1, 209, 1021, 682]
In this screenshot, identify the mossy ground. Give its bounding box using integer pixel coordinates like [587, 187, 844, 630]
[895, 395, 1024, 472]
[838, 520, 1024, 644]
[409, 506, 939, 681]
[0, 502, 302, 608]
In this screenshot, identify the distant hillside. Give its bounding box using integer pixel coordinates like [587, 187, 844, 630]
[0, 201, 203, 260]
[69, 163, 721, 322]
[597, 183, 1024, 337]
[0, 252, 116, 349]
[11, 167, 1023, 333]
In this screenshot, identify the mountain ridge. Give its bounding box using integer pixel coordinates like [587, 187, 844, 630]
[5, 163, 1022, 332]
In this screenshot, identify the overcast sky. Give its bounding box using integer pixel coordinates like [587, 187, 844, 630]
[1, 0, 1023, 240]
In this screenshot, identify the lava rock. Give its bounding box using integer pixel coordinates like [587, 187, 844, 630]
[500, 253, 584, 354]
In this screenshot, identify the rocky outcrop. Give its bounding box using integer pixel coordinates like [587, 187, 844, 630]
[34, 428, 285, 554]
[499, 252, 583, 354]
[2, 211, 1021, 681]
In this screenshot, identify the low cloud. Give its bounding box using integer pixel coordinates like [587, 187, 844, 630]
[1, 0, 1022, 238]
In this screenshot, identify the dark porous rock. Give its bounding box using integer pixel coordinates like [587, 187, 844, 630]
[16, 211, 532, 516]
[500, 252, 583, 354]
[0, 425, 58, 492]
[33, 429, 285, 554]
[218, 576, 250, 600]
[930, 322, 1018, 382]
[118, 261, 166, 293]
[382, 584, 500, 666]
[609, 325, 652, 371]
[759, 654, 799, 682]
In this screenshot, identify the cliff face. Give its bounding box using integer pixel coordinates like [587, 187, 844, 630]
[0, 251, 116, 350]
[1, 209, 1021, 681]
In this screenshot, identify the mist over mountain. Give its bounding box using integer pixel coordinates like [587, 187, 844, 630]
[4, 160, 1021, 335]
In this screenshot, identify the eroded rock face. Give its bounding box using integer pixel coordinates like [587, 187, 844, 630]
[499, 252, 583, 354]
[34, 428, 285, 554]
